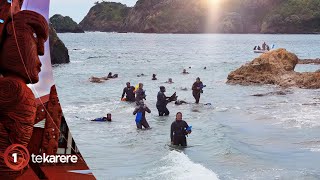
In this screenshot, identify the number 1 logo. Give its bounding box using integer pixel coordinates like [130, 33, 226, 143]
[4, 144, 30, 171]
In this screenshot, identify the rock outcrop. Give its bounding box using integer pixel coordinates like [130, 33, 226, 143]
[298, 58, 320, 64]
[50, 14, 84, 33]
[251, 90, 292, 97]
[227, 49, 320, 89]
[79, 2, 131, 32]
[49, 25, 70, 64]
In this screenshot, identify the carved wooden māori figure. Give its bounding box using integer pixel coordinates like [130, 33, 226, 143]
[0, 7, 48, 177]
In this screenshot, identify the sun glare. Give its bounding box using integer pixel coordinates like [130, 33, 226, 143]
[208, 0, 220, 5]
[204, 0, 222, 33]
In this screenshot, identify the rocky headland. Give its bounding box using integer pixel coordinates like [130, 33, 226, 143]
[227, 49, 320, 89]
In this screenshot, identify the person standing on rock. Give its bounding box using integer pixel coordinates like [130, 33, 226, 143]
[192, 77, 204, 104]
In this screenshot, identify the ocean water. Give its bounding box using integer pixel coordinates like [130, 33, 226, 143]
[53, 33, 320, 180]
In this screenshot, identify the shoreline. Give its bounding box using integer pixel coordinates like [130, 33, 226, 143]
[79, 31, 320, 35]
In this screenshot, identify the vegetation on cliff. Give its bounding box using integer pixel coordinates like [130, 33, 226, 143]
[261, 0, 320, 33]
[50, 14, 84, 33]
[79, 1, 131, 32]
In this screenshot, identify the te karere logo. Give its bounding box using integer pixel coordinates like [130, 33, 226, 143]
[31, 153, 78, 164]
[3, 144, 78, 170]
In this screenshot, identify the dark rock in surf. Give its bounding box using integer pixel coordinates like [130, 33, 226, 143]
[252, 90, 291, 97]
[298, 58, 320, 64]
[49, 25, 70, 64]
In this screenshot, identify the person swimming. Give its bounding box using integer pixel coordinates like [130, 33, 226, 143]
[152, 74, 157, 80]
[91, 113, 112, 122]
[170, 112, 191, 146]
[101, 72, 118, 80]
[137, 73, 146, 77]
[174, 100, 188, 105]
[165, 78, 174, 84]
[133, 100, 151, 129]
[107, 72, 113, 78]
[182, 69, 189, 74]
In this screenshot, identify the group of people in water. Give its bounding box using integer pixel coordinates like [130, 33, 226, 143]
[254, 42, 271, 51]
[93, 68, 205, 146]
[89, 72, 118, 83]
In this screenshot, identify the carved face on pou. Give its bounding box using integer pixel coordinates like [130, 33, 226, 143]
[0, 10, 48, 84]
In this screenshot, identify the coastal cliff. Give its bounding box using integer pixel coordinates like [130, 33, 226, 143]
[80, 0, 320, 34]
[79, 2, 131, 32]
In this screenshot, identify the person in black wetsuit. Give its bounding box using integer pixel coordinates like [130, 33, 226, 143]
[182, 69, 189, 74]
[156, 86, 170, 116]
[170, 112, 191, 146]
[192, 77, 204, 104]
[165, 78, 174, 84]
[107, 72, 113, 78]
[152, 74, 157, 80]
[121, 82, 135, 102]
[133, 100, 151, 129]
[135, 83, 146, 105]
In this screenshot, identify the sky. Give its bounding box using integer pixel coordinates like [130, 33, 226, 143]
[50, 0, 137, 23]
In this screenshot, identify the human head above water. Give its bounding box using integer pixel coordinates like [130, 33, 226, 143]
[106, 113, 112, 121]
[176, 112, 182, 121]
[139, 83, 143, 89]
[168, 78, 173, 82]
[139, 100, 144, 106]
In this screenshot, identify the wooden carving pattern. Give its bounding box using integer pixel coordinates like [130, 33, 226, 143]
[0, 0, 22, 45]
[0, 10, 48, 83]
[41, 85, 63, 155]
[0, 2, 49, 177]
